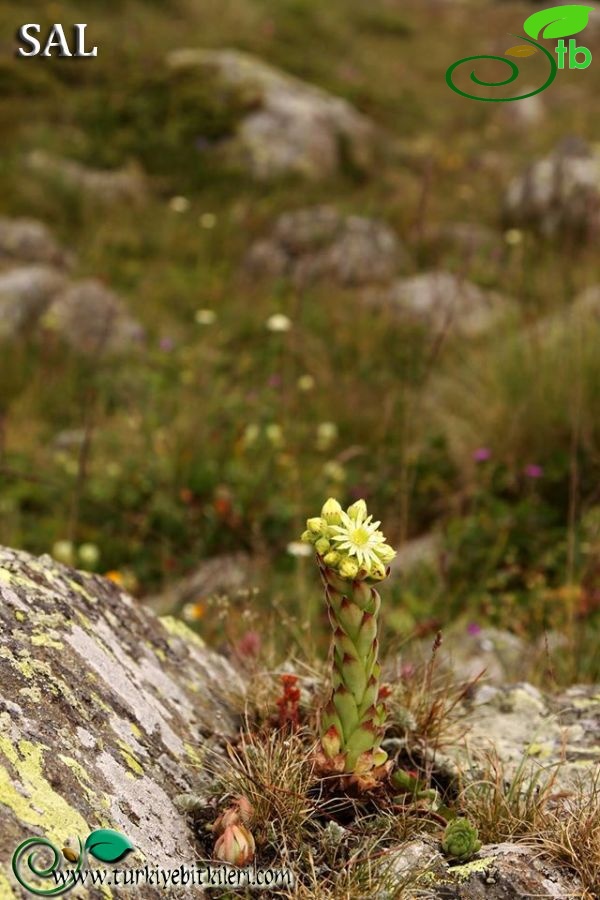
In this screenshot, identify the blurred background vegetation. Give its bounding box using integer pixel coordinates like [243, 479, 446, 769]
[1, 0, 600, 682]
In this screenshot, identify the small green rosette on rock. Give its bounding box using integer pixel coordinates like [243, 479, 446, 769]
[442, 818, 482, 862]
[301, 498, 396, 782]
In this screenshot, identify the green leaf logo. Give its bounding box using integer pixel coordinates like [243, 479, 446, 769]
[84, 829, 135, 863]
[523, 5, 595, 40]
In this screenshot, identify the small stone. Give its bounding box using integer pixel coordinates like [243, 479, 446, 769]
[44, 279, 145, 355]
[246, 206, 406, 288]
[0, 217, 71, 267]
[0, 265, 67, 339]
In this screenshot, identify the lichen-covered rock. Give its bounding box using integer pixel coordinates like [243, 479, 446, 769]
[0, 265, 67, 340]
[504, 138, 600, 238]
[364, 272, 512, 337]
[389, 838, 582, 898]
[246, 205, 405, 288]
[0, 218, 71, 268]
[27, 151, 147, 203]
[0, 545, 243, 898]
[166, 49, 376, 181]
[43, 279, 145, 355]
[435, 682, 600, 793]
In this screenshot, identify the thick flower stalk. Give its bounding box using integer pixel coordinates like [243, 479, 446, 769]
[301, 498, 396, 779]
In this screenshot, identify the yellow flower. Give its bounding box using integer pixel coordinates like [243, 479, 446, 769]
[266, 314, 292, 333]
[302, 498, 395, 579]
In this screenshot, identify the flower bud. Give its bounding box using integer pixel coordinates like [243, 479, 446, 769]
[214, 824, 255, 866]
[307, 517, 325, 535]
[339, 558, 359, 579]
[376, 543, 396, 563]
[52, 540, 75, 567]
[323, 551, 341, 567]
[315, 538, 330, 555]
[347, 499, 367, 521]
[300, 530, 314, 544]
[321, 498, 343, 525]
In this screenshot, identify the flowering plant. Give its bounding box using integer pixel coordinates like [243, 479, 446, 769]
[301, 498, 396, 785]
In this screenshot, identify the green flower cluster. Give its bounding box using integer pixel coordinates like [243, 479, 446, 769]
[301, 498, 396, 581]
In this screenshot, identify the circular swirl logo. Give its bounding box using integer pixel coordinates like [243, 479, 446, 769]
[446, 5, 594, 102]
[11, 837, 83, 896]
[11, 829, 134, 896]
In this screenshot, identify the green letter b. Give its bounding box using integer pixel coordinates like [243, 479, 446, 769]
[569, 39, 592, 69]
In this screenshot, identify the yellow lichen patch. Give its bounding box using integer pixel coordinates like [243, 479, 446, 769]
[116, 741, 144, 777]
[526, 742, 553, 759]
[14, 610, 26, 622]
[160, 615, 205, 649]
[130, 723, 143, 740]
[184, 742, 204, 768]
[31, 633, 64, 651]
[19, 686, 42, 703]
[0, 867, 17, 899]
[0, 738, 89, 845]
[448, 856, 495, 882]
[58, 756, 96, 805]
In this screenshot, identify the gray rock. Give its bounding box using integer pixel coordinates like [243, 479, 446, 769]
[147, 552, 254, 616]
[388, 838, 583, 898]
[0, 218, 71, 268]
[498, 88, 545, 129]
[0, 545, 243, 898]
[365, 272, 512, 337]
[435, 682, 600, 793]
[389, 533, 441, 581]
[27, 151, 147, 203]
[166, 49, 376, 181]
[44, 279, 145, 355]
[246, 205, 405, 287]
[504, 139, 600, 237]
[0, 265, 67, 339]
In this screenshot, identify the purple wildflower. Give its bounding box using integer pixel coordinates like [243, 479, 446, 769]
[473, 447, 492, 463]
[524, 464, 543, 479]
[467, 622, 482, 636]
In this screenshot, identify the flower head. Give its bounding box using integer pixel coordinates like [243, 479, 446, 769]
[473, 447, 492, 463]
[266, 314, 292, 333]
[301, 498, 395, 580]
[195, 309, 216, 325]
[524, 463, 543, 479]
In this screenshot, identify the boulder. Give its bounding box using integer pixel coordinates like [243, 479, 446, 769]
[43, 279, 145, 355]
[364, 271, 512, 337]
[147, 553, 254, 616]
[0, 545, 242, 898]
[504, 138, 600, 237]
[0, 265, 67, 340]
[389, 838, 582, 898]
[0, 218, 71, 268]
[27, 151, 147, 204]
[246, 206, 405, 287]
[166, 49, 376, 181]
[435, 682, 600, 793]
